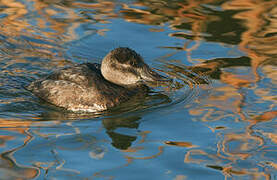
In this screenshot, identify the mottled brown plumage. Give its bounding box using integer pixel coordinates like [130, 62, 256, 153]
[27, 47, 166, 112]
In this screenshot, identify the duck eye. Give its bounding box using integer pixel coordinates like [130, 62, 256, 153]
[130, 60, 138, 67]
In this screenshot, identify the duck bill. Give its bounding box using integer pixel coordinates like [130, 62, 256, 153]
[140, 66, 171, 86]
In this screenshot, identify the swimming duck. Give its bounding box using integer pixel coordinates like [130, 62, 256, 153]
[27, 47, 167, 112]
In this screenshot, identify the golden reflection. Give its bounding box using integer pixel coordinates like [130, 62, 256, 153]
[0, 0, 28, 32]
[174, 175, 187, 180]
[120, 0, 217, 63]
[262, 65, 277, 84]
[165, 141, 198, 148]
[0, 119, 39, 179]
[220, 73, 252, 88]
[0, 0, 119, 69]
[184, 149, 221, 164]
[222, 0, 277, 81]
[189, 85, 243, 122]
[125, 146, 164, 160]
[220, 166, 269, 179]
[155, 1, 277, 176]
[0, 119, 37, 133]
[117, 0, 277, 122]
[252, 110, 277, 124]
[220, 133, 263, 160]
[185, 148, 270, 179]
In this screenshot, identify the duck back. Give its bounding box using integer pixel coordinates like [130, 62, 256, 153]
[27, 63, 134, 112]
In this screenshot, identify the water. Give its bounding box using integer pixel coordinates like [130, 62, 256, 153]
[0, 0, 276, 179]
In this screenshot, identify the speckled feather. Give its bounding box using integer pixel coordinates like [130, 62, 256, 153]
[27, 63, 134, 112]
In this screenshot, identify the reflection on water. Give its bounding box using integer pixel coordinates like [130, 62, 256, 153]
[0, 0, 276, 179]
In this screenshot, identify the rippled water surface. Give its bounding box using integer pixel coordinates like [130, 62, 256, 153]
[0, 0, 277, 179]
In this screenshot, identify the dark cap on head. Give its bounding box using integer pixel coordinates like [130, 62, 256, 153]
[108, 47, 144, 67]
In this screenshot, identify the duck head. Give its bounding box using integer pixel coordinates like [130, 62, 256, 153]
[101, 47, 168, 86]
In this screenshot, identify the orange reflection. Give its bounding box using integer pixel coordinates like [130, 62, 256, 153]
[165, 141, 198, 148]
[0, 119, 40, 179]
[222, 0, 277, 81]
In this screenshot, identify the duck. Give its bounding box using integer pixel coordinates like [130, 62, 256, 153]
[27, 47, 168, 112]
